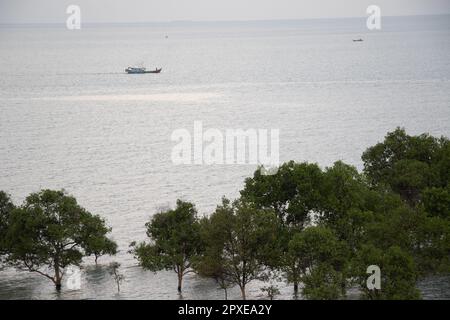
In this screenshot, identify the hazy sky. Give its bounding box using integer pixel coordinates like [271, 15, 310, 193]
[1, 0, 449, 23]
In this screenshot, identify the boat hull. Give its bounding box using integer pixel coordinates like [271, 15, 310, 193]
[125, 68, 162, 74]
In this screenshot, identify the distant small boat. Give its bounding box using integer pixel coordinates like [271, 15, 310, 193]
[125, 67, 162, 74]
[353, 39, 364, 42]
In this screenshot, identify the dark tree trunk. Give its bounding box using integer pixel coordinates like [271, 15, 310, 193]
[293, 267, 300, 299]
[177, 272, 183, 293]
[294, 282, 299, 295]
[240, 285, 246, 300]
[54, 265, 62, 291]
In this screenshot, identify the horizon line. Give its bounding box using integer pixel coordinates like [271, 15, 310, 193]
[1, 13, 449, 26]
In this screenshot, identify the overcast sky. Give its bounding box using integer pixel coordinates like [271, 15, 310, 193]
[0, 0, 449, 23]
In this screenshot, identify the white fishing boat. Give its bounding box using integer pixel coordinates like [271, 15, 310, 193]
[125, 67, 162, 74]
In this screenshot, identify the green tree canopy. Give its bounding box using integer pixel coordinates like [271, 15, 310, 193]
[83, 218, 118, 265]
[0, 191, 15, 263]
[318, 161, 371, 241]
[130, 200, 202, 293]
[362, 127, 449, 206]
[240, 162, 326, 296]
[194, 198, 279, 300]
[422, 186, 450, 220]
[352, 245, 421, 300]
[3, 189, 117, 290]
[241, 161, 323, 228]
[287, 226, 349, 299]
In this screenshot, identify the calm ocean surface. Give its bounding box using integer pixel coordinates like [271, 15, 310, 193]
[0, 15, 449, 299]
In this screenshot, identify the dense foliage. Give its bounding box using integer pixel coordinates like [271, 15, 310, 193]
[0, 190, 117, 289]
[1, 128, 449, 298]
[130, 200, 203, 293]
[236, 128, 450, 299]
[195, 198, 279, 299]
